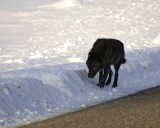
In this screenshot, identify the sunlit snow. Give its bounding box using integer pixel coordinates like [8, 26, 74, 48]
[0, 0, 160, 127]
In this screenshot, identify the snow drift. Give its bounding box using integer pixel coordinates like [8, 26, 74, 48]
[1, 47, 160, 127]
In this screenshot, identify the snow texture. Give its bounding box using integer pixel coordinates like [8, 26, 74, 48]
[0, 0, 160, 127]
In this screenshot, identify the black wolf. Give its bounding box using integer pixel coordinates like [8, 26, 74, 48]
[86, 38, 126, 88]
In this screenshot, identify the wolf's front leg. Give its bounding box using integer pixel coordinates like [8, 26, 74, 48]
[106, 67, 113, 85]
[97, 70, 103, 86]
[98, 67, 110, 88]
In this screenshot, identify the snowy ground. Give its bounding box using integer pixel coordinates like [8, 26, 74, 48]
[0, 0, 160, 127]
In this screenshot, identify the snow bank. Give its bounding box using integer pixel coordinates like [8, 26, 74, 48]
[0, 47, 160, 127]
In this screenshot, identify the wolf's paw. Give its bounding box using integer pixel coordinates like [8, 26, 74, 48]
[97, 83, 105, 88]
[112, 83, 117, 88]
[105, 81, 111, 86]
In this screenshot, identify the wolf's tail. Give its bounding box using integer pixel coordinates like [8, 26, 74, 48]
[121, 58, 126, 64]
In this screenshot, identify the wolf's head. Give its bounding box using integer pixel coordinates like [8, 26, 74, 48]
[86, 52, 104, 78]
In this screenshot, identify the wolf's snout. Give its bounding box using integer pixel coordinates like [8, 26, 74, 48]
[88, 74, 94, 78]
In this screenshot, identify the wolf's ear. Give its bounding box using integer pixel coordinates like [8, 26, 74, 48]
[86, 60, 89, 65]
[89, 52, 93, 56]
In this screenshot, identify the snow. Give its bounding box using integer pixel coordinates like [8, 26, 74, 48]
[38, 0, 80, 9]
[0, 0, 160, 127]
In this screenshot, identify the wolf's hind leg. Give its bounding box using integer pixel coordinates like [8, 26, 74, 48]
[112, 63, 121, 88]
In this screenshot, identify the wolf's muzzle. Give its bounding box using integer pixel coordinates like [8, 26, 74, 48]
[88, 74, 94, 78]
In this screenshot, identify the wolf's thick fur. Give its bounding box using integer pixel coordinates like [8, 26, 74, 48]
[86, 38, 126, 88]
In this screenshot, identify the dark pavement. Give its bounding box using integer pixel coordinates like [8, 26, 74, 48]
[16, 86, 160, 128]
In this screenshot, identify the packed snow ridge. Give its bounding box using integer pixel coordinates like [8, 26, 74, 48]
[1, 49, 160, 127]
